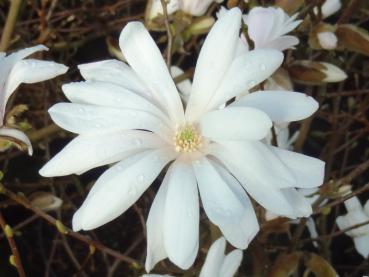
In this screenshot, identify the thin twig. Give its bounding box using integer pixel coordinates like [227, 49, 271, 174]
[160, 0, 173, 67]
[0, 0, 23, 51]
[0, 211, 26, 277]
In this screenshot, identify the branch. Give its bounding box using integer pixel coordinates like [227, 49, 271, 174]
[160, 0, 173, 68]
[0, 0, 23, 51]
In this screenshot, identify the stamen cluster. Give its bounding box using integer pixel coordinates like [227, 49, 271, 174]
[174, 123, 202, 153]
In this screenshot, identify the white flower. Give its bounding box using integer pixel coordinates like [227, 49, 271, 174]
[242, 7, 302, 51]
[143, 237, 242, 277]
[0, 45, 68, 155]
[336, 194, 369, 258]
[317, 31, 338, 50]
[147, 0, 223, 19]
[40, 8, 324, 271]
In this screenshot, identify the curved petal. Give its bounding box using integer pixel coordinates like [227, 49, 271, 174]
[145, 170, 170, 272]
[232, 91, 318, 123]
[208, 143, 295, 217]
[199, 237, 225, 277]
[353, 236, 369, 258]
[194, 157, 258, 247]
[199, 107, 272, 141]
[72, 148, 177, 231]
[0, 127, 32, 155]
[163, 160, 199, 269]
[119, 22, 184, 124]
[170, 66, 192, 102]
[5, 59, 68, 105]
[245, 7, 275, 48]
[270, 146, 325, 188]
[39, 130, 167, 177]
[219, 249, 243, 277]
[266, 36, 300, 51]
[62, 81, 170, 125]
[48, 103, 172, 141]
[212, 161, 259, 249]
[207, 49, 284, 111]
[281, 188, 313, 218]
[185, 8, 242, 122]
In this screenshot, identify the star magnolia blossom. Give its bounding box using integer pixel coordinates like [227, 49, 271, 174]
[242, 7, 302, 51]
[336, 194, 369, 258]
[147, 0, 223, 19]
[143, 237, 242, 277]
[0, 45, 68, 155]
[40, 8, 324, 271]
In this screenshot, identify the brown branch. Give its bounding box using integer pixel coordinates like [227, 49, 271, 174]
[0, 211, 26, 277]
[0, 184, 138, 265]
[160, 0, 173, 68]
[0, 0, 23, 51]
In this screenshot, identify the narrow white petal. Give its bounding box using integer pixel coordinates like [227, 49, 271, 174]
[199, 237, 225, 277]
[119, 22, 184, 124]
[185, 8, 242, 121]
[219, 250, 243, 277]
[48, 103, 172, 141]
[78, 59, 149, 95]
[265, 36, 300, 51]
[62, 81, 170, 125]
[0, 127, 32, 155]
[39, 130, 167, 177]
[72, 148, 177, 231]
[5, 59, 68, 105]
[209, 143, 295, 217]
[207, 49, 284, 110]
[354, 236, 369, 258]
[270, 146, 325, 188]
[170, 66, 192, 101]
[281, 188, 313, 218]
[199, 107, 272, 141]
[145, 171, 170, 272]
[246, 7, 275, 48]
[163, 160, 199, 270]
[212, 161, 259, 249]
[232, 91, 318, 123]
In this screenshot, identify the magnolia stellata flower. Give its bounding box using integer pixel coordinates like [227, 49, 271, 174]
[146, 0, 223, 19]
[242, 7, 302, 51]
[336, 192, 369, 258]
[143, 237, 242, 277]
[314, 0, 342, 19]
[40, 8, 324, 271]
[0, 45, 68, 155]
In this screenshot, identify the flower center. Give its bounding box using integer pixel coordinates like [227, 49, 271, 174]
[174, 123, 202, 153]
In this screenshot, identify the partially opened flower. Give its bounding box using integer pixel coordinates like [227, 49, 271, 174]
[314, 0, 342, 19]
[40, 8, 324, 271]
[143, 237, 242, 277]
[242, 7, 302, 51]
[336, 194, 369, 258]
[0, 45, 68, 155]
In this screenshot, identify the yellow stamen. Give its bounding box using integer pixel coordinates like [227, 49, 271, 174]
[174, 123, 203, 153]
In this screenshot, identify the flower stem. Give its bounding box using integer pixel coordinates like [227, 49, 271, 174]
[0, 0, 23, 51]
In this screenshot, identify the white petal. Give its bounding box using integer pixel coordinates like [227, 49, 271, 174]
[336, 210, 369, 238]
[199, 107, 272, 141]
[62, 81, 170, 125]
[194, 157, 258, 247]
[265, 35, 300, 51]
[232, 91, 319, 123]
[145, 170, 170, 272]
[5, 59, 68, 105]
[170, 66, 192, 101]
[344, 196, 363, 212]
[0, 127, 32, 155]
[212, 161, 259, 249]
[119, 22, 184, 124]
[78, 59, 149, 96]
[163, 160, 199, 269]
[354, 236, 369, 258]
[219, 249, 243, 277]
[72, 148, 177, 231]
[208, 143, 295, 217]
[39, 130, 167, 177]
[199, 237, 225, 277]
[207, 49, 284, 111]
[281, 188, 313, 218]
[48, 103, 172, 141]
[270, 146, 325, 188]
[185, 8, 242, 121]
[246, 7, 275, 48]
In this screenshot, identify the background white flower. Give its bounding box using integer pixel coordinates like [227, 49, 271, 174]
[242, 7, 302, 51]
[40, 8, 324, 272]
[0, 45, 68, 155]
[336, 193, 369, 258]
[143, 237, 242, 277]
[314, 0, 342, 19]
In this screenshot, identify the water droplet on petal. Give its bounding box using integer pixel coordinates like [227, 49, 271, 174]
[128, 187, 136, 196]
[137, 174, 144, 182]
[260, 64, 266, 71]
[188, 211, 193, 218]
[248, 80, 256, 88]
[95, 123, 101, 128]
[116, 165, 123, 171]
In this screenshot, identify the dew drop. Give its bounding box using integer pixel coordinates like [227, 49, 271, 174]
[248, 80, 256, 88]
[260, 64, 266, 71]
[78, 108, 85, 113]
[116, 165, 123, 171]
[95, 123, 101, 128]
[188, 211, 193, 218]
[128, 187, 136, 196]
[137, 174, 144, 182]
